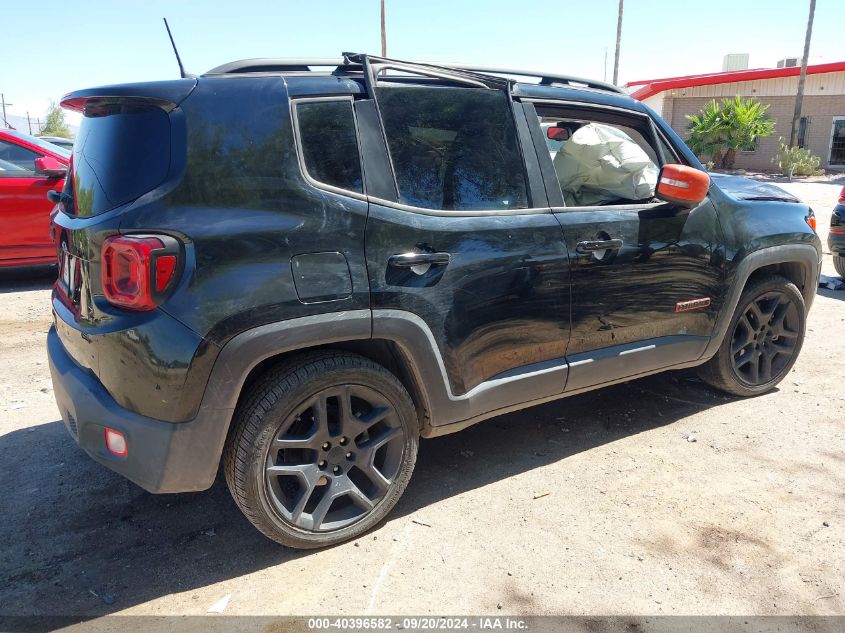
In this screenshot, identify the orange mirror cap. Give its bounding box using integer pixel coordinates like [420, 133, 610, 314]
[656, 164, 710, 207]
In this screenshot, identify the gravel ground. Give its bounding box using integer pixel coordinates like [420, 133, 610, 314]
[0, 179, 843, 621]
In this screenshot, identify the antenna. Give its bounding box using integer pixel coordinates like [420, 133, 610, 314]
[163, 18, 188, 79]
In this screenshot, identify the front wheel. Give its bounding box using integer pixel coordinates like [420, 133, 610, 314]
[698, 275, 806, 397]
[223, 351, 418, 548]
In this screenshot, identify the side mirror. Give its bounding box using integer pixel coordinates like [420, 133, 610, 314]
[546, 126, 571, 141]
[655, 164, 710, 208]
[34, 156, 67, 178]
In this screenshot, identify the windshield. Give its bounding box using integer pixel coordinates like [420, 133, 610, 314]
[3, 129, 72, 158]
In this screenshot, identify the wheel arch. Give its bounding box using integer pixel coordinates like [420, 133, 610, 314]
[702, 243, 820, 361]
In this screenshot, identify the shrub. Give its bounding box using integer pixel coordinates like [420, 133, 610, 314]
[771, 138, 824, 178]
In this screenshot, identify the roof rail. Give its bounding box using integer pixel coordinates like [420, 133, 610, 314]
[204, 58, 349, 75]
[434, 64, 626, 94]
[202, 55, 625, 95]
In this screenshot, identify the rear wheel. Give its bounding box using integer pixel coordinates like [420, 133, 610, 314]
[224, 351, 418, 548]
[698, 275, 805, 397]
[834, 255, 845, 278]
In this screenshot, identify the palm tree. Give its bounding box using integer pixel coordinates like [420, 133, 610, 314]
[612, 0, 623, 85]
[380, 0, 387, 57]
[686, 100, 726, 167]
[790, 0, 816, 147]
[687, 97, 775, 169]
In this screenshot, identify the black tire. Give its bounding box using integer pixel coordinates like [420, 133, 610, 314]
[834, 255, 845, 279]
[698, 275, 806, 397]
[223, 351, 419, 548]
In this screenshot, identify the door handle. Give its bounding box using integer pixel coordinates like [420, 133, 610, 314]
[575, 238, 623, 254]
[388, 252, 451, 268]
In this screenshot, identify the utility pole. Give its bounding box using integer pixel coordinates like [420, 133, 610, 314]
[1, 93, 12, 128]
[790, 0, 816, 147]
[380, 0, 387, 57]
[612, 0, 623, 85]
[604, 47, 608, 83]
[27, 112, 32, 135]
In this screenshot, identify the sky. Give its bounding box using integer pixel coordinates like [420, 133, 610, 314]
[1, 0, 840, 132]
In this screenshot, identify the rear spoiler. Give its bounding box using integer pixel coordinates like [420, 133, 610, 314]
[60, 78, 197, 113]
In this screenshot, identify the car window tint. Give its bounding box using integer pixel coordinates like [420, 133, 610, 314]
[376, 86, 528, 211]
[0, 140, 40, 172]
[296, 100, 363, 194]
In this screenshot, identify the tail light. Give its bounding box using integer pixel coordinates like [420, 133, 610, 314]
[839, 186, 845, 204]
[101, 235, 180, 311]
[832, 210, 845, 235]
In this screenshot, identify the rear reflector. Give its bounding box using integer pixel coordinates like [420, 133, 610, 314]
[155, 255, 177, 292]
[104, 428, 127, 456]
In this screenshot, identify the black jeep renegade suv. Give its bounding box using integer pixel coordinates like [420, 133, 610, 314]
[48, 54, 822, 548]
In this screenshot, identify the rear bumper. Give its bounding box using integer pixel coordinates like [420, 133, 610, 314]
[828, 233, 845, 255]
[48, 326, 229, 493]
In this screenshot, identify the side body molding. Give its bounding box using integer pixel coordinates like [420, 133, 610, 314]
[372, 309, 569, 435]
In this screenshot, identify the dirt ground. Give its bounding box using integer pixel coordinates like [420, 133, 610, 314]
[1, 179, 843, 622]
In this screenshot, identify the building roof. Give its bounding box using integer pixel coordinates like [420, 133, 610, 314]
[625, 60, 845, 101]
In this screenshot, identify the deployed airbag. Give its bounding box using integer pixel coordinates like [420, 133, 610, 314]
[553, 123, 658, 206]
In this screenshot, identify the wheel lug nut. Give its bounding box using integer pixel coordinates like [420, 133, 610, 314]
[318, 460, 327, 469]
[346, 452, 352, 459]
[333, 466, 341, 474]
[322, 442, 330, 450]
[339, 437, 347, 445]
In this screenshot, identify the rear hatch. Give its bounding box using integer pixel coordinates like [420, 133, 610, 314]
[52, 80, 195, 371]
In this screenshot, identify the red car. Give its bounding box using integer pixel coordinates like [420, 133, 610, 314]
[0, 129, 70, 267]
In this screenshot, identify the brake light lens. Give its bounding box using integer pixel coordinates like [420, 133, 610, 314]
[839, 186, 845, 204]
[101, 236, 178, 311]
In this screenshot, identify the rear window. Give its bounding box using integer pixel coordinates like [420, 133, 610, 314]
[294, 99, 363, 194]
[72, 102, 171, 217]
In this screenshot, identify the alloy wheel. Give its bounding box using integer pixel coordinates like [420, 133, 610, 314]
[730, 290, 800, 386]
[264, 385, 405, 532]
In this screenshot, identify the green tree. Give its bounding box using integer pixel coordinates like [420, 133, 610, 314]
[686, 100, 727, 168]
[686, 96, 775, 169]
[40, 102, 71, 138]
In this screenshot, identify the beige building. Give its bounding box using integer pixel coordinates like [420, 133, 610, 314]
[625, 61, 845, 171]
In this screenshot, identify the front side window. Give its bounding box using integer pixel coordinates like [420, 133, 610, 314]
[377, 86, 528, 211]
[0, 140, 40, 173]
[538, 112, 660, 207]
[295, 100, 363, 194]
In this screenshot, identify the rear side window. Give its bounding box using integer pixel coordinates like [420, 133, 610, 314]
[0, 140, 40, 173]
[295, 99, 363, 194]
[376, 86, 528, 211]
[72, 102, 171, 217]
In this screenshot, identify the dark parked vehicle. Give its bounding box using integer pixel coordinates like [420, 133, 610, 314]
[37, 135, 75, 151]
[829, 185, 845, 277]
[48, 55, 821, 548]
